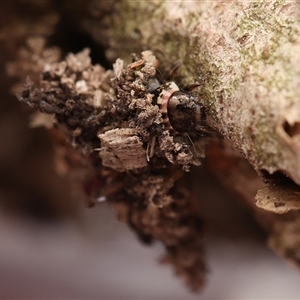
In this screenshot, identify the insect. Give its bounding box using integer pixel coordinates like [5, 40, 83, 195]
[127, 55, 210, 161]
[149, 79, 207, 135]
[146, 70, 210, 160]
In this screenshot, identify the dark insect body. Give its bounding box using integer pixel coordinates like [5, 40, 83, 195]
[148, 77, 209, 139]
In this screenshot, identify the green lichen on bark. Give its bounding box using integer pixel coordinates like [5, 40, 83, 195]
[227, 1, 300, 170]
[239, 3, 300, 174]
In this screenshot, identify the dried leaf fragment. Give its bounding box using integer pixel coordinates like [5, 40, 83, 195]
[99, 128, 148, 171]
[256, 185, 300, 214]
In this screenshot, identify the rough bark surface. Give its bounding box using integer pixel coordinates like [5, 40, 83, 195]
[84, 0, 300, 210]
[81, 0, 300, 273]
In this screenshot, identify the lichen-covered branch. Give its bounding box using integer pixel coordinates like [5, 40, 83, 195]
[81, 0, 300, 272]
[84, 0, 300, 213]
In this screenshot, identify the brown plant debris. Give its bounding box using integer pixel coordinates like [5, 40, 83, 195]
[256, 186, 300, 214]
[255, 171, 300, 214]
[17, 45, 206, 291]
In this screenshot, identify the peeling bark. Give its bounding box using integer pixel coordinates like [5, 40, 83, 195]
[256, 185, 300, 214]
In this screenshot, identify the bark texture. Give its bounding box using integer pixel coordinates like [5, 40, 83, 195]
[84, 0, 300, 212]
[81, 0, 300, 271]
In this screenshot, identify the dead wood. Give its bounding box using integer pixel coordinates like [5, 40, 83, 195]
[4, 0, 300, 292]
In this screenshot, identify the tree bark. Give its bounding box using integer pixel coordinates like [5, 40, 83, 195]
[84, 0, 300, 212]
[81, 0, 300, 267]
